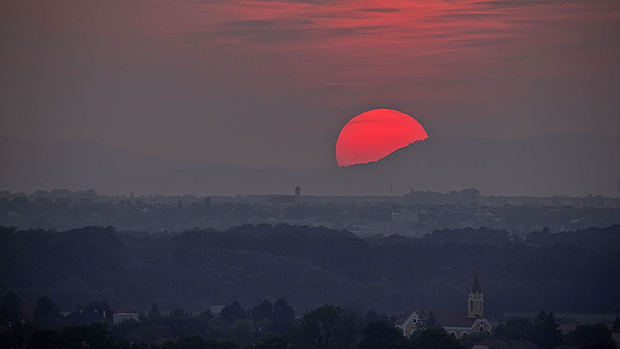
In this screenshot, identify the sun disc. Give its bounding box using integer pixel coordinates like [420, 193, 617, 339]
[335, 109, 428, 167]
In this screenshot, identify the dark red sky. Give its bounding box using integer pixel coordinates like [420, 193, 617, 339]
[1, 0, 619, 168]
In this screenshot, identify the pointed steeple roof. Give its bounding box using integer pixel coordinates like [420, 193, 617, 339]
[471, 271, 482, 293]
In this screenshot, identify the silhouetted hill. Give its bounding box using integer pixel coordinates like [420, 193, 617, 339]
[344, 133, 620, 197]
[0, 134, 618, 196]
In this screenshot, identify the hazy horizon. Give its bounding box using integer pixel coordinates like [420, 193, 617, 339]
[1, 133, 618, 197]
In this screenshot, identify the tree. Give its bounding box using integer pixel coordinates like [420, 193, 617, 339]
[220, 301, 246, 324]
[409, 327, 460, 349]
[203, 338, 240, 349]
[227, 319, 255, 347]
[459, 188, 480, 204]
[110, 318, 141, 343]
[149, 301, 160, 316]
[532, 311, 563, 349]
[300, 304, 363, 349]
[358, 320, 408, 349]
[59, 322, 118, 349]
[148, 301, 161, 321]
[0, 321, 40, 349]
[567, 323, 614, 348]
[175, 335, 209, 349]
[272, 299, 295, 334]
[0, 292, 23, 326]
[250, 300, 274, 322]
[579, 342, 617, 349]
[29, 328, 61, 349]
[33, 296, 62, 328]
[363, 309, 379, 323]
[494, 317, 534, 341]
[425, 312, 438, 328]
[253, 333, 288, 349]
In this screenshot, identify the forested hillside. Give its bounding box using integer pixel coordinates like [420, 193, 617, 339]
[1, 224, 619, 315]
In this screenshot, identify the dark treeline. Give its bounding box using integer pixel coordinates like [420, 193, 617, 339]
[2, 290, 618, 349]
[1, 224, 619, 316]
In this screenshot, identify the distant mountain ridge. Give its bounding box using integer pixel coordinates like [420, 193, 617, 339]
[0, 134, 618, 197]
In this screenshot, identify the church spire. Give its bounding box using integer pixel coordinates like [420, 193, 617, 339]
[468, 271, 484, 318]
[471, 270, 482, 293]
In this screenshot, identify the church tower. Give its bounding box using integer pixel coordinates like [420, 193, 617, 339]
[467, 271, 484, 318]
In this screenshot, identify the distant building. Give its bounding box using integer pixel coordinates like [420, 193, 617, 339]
[64, 309, 107, 324]
[113, 312, 139, 323]
[268, 186, 301, 206]
[395, 272, 492, 339]
[210, 305, 225, 314]
[391, 208, 418, 232]
[295, 185, 301, 204]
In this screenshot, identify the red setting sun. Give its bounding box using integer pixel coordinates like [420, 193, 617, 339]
[335, 109, 428, 167]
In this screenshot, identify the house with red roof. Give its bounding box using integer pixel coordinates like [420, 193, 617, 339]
[395, 272, 493, 339]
